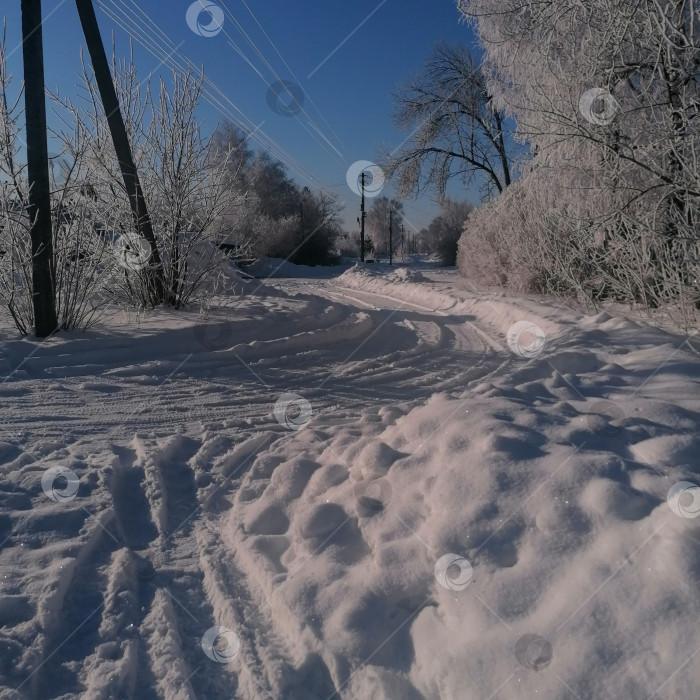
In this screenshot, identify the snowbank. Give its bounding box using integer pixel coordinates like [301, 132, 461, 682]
[1, 263, 699, 698]
[227, 334, 700, 698]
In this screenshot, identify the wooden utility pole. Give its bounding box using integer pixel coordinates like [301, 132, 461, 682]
[389, 209, 393, 265]
[360, 171, 366, 262]
[75, 0, 165, 304]
[21, 0, 59, 337]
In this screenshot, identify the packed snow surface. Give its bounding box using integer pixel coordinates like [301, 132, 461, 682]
[1, 261, 699, 699]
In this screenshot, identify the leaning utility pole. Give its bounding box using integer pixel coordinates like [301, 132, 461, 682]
[22, 0, 59, 337]
[75, 0, 165, 304]
[389, 210, 393, 265]
[359, 171, 366, 263]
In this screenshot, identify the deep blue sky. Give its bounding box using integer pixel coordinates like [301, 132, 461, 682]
[3, 0, 479, 233]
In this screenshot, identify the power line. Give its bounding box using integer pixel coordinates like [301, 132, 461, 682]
[97, 0, 327, 190]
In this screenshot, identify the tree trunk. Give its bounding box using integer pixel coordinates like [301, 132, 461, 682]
[21, 0, 59, 337]
[492, 109, 511, 190]
[75, 0, 165, 304]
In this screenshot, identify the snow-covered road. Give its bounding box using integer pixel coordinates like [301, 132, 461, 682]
[1, 264, 700, 699]
[0, 266, 509, 699]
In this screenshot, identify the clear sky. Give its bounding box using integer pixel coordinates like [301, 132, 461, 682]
[2, 0, 480, 235]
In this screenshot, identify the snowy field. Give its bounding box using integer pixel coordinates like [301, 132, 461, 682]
[1, 262, 700, 699]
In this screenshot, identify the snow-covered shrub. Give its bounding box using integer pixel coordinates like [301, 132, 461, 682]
[457, 197, 508, 288]
[66, 59, 242, 309]
[457, 169, 561, 291]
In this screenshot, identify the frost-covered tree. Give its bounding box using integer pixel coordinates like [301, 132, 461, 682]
[210, 122, 343, 265]
[366, 196, 403, 256]
[290, 187, 342, 265]
[66, 60, 240, 308]
[381, 42, 518, 201]
[457, 0, 700, 321]
[210, 121, 254, 191]
[422, 198, 474, 265]
[76, 0, 165, 306]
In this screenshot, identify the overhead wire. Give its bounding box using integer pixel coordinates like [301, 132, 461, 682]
[96, 0, 330, 190]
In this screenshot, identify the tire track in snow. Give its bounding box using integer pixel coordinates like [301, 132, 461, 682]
[1, 273, 512, 699]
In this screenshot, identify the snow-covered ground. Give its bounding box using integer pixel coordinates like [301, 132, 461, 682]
[1, 261, 700, 699]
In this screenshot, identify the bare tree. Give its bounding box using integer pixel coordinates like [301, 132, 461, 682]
[381, 42, 517, 201]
